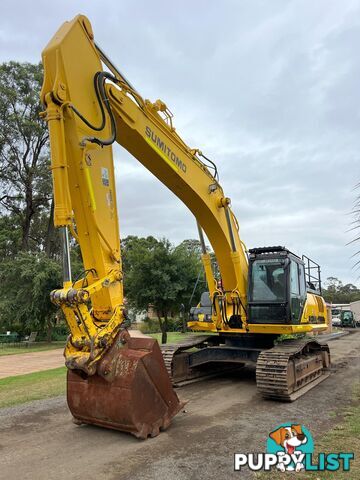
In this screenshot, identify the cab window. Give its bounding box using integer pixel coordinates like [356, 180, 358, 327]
[251, 261, 286, 302]
[290, 260, 299, 295]
[298, 263, 306, 297]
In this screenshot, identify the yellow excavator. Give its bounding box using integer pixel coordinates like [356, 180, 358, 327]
[41, 15, 331, 439]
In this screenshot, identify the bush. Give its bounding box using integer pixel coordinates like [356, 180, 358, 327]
[139, 318, 161, 334]
[1, 322, 28, 339]
[37, 323, 69, 342]
[52, 324, 69, 341]
[167, 317, 183, 332]
[138, 317, 183, 334]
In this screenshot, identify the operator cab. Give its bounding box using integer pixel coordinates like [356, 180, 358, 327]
[247, 246, 321, 325]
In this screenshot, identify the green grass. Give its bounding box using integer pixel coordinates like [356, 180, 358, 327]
[256, 384, 360, 479]
[0, 367, 66, 408]
[306, 383, 360, 479]
[0, 332, 206, 409]
[0, 341, 65, 356]
[0, 333, 208, 354]
[148, 331, 210, 344]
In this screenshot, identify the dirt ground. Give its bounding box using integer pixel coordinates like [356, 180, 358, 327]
[0, 348, 64, 379]
[0, 331, 359, 480]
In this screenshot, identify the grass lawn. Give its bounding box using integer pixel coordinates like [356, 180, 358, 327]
[0, 332, 205, 408]
[306, 383, 360, 479]
[0, 367, 66, 408]
[148, 331, 210, 344]
[0, 332, 209, 356]
[0, 341, 65, 356]
[0, 332, 204, 356]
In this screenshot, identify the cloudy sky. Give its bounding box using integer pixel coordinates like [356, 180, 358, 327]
[1, 0, 359, 284]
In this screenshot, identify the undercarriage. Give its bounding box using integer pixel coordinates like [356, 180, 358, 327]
[161, 334, 330, 400]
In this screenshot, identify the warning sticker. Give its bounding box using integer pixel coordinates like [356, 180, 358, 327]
[106, 190, 113, 209]
[101, 167, 109, 187]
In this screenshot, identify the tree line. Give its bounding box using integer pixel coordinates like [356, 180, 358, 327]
[322, 277, 360, 305]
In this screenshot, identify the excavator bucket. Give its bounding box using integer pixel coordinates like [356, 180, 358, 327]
[67, 331, 184, 439]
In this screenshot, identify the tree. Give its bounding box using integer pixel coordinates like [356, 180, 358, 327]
[121, 235, 159, 276]
[176, 239, 203, 256]
[0, 62, 52, 252]
[0, 214, 21, 259]
[0, 252, 61, 340]
[0, 62, 64, 340]
[173, 239, 204, 331]
[322, 276, 360, 304]
[123, 236, 203, 343]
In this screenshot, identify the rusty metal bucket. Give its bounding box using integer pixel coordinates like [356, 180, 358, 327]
[67, 331, 184, 438]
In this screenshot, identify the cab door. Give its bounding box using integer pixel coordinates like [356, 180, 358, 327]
[289, 260, 302, 323]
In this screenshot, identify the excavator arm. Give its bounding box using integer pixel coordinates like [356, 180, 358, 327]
[41, 13, 249, 375]
[40, 14, 250, 438]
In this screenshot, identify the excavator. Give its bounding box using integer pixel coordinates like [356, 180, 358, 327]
[41, 15, 331, 439]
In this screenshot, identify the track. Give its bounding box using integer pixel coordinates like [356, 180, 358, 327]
[161, 335, 212, 376]
[162, 335, 331, 400]
[161, 335, 221, 385]
[256, 339, 330, 401]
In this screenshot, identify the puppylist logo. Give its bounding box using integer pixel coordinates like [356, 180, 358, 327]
[234, 423, 354, 473]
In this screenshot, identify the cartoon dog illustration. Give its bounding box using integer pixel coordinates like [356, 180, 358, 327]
[269, 424, 307, 472]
